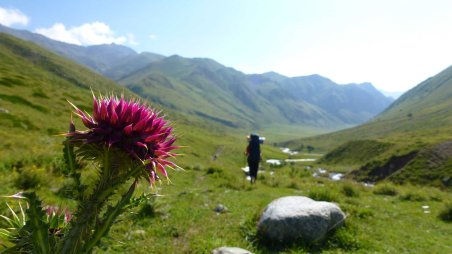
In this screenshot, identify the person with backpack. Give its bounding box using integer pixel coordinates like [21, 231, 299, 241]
[245, 133, 262, 184]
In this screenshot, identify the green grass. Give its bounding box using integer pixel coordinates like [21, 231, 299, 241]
[4, 159, 450, 253]
[1, 31, 452, 253]
[320, 140, 394, 166]
[372, 183, 399, 196]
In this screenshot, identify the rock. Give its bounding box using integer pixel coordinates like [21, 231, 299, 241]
[329, 173, 344, 181]
[214, 204, 228, 213]
[257, 196, 345, 244]
[212, 246, 253, 254]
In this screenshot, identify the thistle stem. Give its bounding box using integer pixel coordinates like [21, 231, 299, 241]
[82, 179, 138, 253]
[60, 150, 117, 254]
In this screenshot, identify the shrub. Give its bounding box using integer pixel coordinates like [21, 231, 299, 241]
[341, 183, 360, 197]
[438, 203, 452, 222]
[205, 166, 224, 176]
[373, 183, 398, 196]
[286, 180, 300, 190]
[136, 198, 159, 219]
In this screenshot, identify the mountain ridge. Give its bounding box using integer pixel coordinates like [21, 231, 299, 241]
[118, 55, 391, 129]
[0, 24, 138, 73]
[0, 25, 393, 130]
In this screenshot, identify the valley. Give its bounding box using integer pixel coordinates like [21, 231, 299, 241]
[0, 27, 451, 253]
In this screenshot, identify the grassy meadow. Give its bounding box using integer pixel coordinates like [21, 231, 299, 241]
[1, 153, 451, 253]
[0, 33, 451, 253]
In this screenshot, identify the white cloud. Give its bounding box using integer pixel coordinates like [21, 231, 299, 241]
[0, 6, 29, 27]
[149, 34, 157, 40]
[126, 33, 138, 45]
[35, 22, 136, 46]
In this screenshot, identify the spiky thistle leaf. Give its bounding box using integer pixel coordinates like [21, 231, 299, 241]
[21, 192, 51, 254]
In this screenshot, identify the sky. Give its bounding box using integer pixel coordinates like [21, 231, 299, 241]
[1, 0, 452, 93]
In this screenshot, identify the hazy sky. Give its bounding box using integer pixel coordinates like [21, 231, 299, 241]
[1, 0, 452, 92]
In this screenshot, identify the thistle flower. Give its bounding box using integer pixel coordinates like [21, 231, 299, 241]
[66, 94, 180, 183]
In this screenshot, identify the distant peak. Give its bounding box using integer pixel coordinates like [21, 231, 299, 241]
[261, 71, 288, 81]
[263, 71, 282, 76]
[295, 74, 334, 84]
[306, 74, 324, 78]
[302, 74, 332, 82]
[168, 54, 182, 58]
[358, 82, 374, 87]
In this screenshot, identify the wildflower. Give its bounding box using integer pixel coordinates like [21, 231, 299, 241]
[66, 94, 180, 183]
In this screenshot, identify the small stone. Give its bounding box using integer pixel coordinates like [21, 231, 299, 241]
[212, 246, 253, 254]
[214, 204, 228, 213]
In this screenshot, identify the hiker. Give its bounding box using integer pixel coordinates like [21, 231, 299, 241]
[245, 134, 262, 183]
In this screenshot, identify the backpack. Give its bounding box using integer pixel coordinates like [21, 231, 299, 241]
[248, 134, 261, 162]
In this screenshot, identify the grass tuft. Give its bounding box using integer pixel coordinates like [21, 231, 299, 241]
[373, 183, 398, 196]
[341, 182, 360, 197]
[399, 191, 429, 202]
[309, 188, 340, 202]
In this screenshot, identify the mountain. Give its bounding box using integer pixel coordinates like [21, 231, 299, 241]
[119, 55, 287, 128]
[0, 32, 133, 161]
[118, 55, 391, 129]
[0, 24, 138, 73]
[0, 33, 264, 171]
[0, 25, 393, 131]
[249, 74, 393, 125]
[103, 52, 165, 80]
[284, 65, 452, 188]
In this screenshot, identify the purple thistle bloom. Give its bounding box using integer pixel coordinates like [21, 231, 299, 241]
[66, 94, 180, 183]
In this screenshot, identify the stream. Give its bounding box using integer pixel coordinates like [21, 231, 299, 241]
[242, 147, 374, 184]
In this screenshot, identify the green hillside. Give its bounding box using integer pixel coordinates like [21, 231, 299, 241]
[0, 32, 135, 162]
[0, 26, 394, 134]
[284, 65, 452, 188]
[0, 32, 276, 171]
[0, 31, 451, 254]
[120, 55, 288, 128]
[118, 55, 393, 132]
[0, 24, 138, 73]
[103, 52, 165, 80]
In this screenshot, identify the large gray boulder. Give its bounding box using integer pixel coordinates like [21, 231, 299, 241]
[211, 246, 253, 254]
[257, 196, 345, 244]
